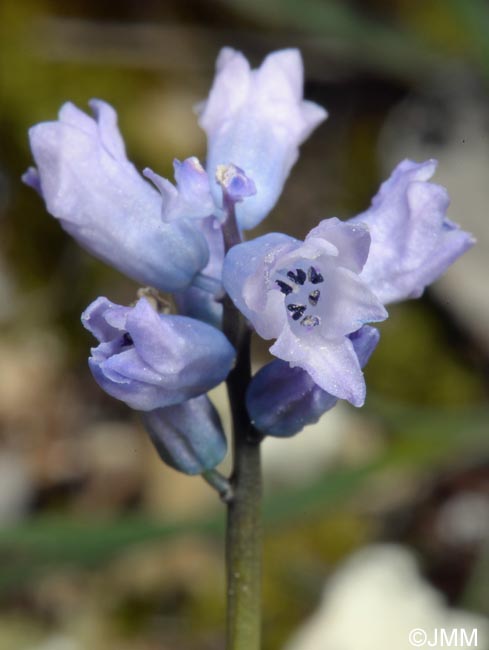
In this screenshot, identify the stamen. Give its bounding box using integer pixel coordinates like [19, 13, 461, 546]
[308, 289, 320, 306]
[301, 315, 320, 329]
[276, 280, 293, 296]
[287, 268, 306, 285]
[287, 304, 306, 321]
[308, 266, 324, 284]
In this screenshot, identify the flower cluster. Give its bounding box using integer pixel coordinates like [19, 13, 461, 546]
[24, 48, 474, 473]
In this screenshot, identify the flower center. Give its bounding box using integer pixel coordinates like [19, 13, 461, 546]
[275, 264, 324, 330]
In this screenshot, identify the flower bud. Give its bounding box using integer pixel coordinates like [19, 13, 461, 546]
[142, 396, 227, 475]
[246, 326, 380, 437]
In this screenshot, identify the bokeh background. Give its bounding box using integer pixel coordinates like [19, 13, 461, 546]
[1, 1, 488, 649]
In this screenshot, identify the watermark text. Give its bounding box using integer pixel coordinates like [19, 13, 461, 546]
[408, 628, 478, 648]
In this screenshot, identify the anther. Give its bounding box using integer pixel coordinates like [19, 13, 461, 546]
[308, 290, 320, 306]
[287, 304, 306, 320]
[301, 315, 320, 329]
[308, 266, 324, 284]
[287, 269, 306, 285]
[276, 280, 293, 296]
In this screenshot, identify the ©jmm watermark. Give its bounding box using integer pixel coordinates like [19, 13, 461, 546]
[408, 628, 478, 648]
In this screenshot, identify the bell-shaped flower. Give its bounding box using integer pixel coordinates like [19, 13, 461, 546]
[82, 296, 235, 411]
[198, 47, 327, 230]
[223, 219, 388, 407]
[224, 158, 473, 408]
[352, 159, 475, 304]
[246, 326, 380, 437]
[142, 395, 227, 475]
[23, 100, 210, 292]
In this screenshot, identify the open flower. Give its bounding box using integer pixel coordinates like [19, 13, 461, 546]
[198, 48, 327, 230]
[224, 219, 387, 406]
[223, 159, 474, 408]
[23, 100, 210, 292]
[82, 297, 235, 411]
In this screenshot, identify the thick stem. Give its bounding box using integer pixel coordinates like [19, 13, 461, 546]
[221, 199, 263, 650]
[225, 325, 262, 650]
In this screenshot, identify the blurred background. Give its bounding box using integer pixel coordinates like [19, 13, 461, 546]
[1, 0, 488, 648]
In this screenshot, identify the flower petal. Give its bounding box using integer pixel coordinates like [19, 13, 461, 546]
[306, 217, 371, 273]
[81, 296, 129, 341]
[223, 232, 299, 337]
[144, 156, 216, 222]
[247, 325, 380, 436]
[314, 264, 387, 339]
[270, 326, 366, 406]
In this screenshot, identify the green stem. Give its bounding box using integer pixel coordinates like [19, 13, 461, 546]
[225, 325, 262, 650]
[221, 198, 263, 650]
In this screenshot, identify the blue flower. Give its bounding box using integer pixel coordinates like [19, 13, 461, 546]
[23, 100, 210, 292]
[142, 396, 227, 475]
[23, 47, 475, 448]
[198, 48, 327, 230]
[223, 161, 474, 408]
[352, 159, 475, 304]
[223, 219, 388, 406]
[82, 296, 235, 411]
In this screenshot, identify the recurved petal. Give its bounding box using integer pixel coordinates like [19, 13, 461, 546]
[306, 217, 371, 273]
[246, 325, 379, 437]
[81, 296, 129, 341]
[144, 157, 216, 222]
[270, 326, 366, 406]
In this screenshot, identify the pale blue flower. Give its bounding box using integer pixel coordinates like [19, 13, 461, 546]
[23, 100, 210, 292]
[82, 296, 235, 411]
[223, 219, 387, 406]
[198, 48, 327, 230]
[142, 396, 227, 475]
[223, 160, 474, 408]
[352, 159, 475, 304]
